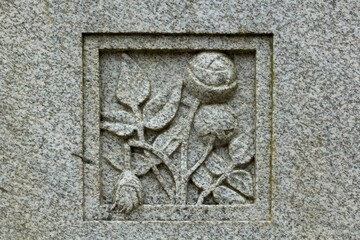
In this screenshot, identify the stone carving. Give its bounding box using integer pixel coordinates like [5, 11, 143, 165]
[100, 52, 255, 214]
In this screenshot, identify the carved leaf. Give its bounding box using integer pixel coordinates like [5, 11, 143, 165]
[205, 152, 232, 175]
[226, 170, 253, 197]
[102, 110, 138, 124]
[131, 153, 152, 176]
[192, 165, 213, 190]
[213, 186, 246, 204]
[152, 119, 185, 156]
[229, 131, 255, 166]
[100, 121, 137, 137]
[143, 84, 182, 130]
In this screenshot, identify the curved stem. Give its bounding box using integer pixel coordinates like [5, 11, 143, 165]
[196, 169, 245, 204]
[130, 105, 175, 201]
[185, 137, 214, 180]
[196, 173, 228, 205]
[104, 157, 123, 172]
[128, 140, 176, 174]
[151, 165, 175, 203]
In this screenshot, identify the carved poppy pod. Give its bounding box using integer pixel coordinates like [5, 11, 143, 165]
[112, 170, 144, 214]
[185, 52, 237, 103]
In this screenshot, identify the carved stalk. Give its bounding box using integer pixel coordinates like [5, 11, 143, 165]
[176, 98, 201, 204]
[131, 104, 175, 202]
[123, 143, 131, 170]
[196, 173, 228, 205]
[185, 137, 215, 180]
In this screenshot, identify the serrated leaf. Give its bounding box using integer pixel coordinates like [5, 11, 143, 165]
[229, 131, 255, 166]
[131, 153, 152, 176]
[192, 165, 213, 189]
[205, 152, 232, 175]
[213, 186, 246, 204]
[101, 110, 137, 124]
[143, 84, 182, 130]
[226, 170, 253, 197]
[100, 121, 137, 137]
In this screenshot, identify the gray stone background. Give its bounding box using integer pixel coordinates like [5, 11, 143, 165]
[0, 0, 359, 239]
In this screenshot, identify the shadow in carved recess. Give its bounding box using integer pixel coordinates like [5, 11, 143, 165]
[100, 51, 255, 214]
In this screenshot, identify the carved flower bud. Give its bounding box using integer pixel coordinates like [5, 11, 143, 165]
[112, 170, 144, 214]
[185, 52, 237, 103]
[194, 104, 237, 147]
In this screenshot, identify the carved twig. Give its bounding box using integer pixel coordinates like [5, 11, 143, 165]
[128, 140, 176, 174]
[129, 140, 176, 201]
[196, 169, 247, 205]
[185, 136, 215, 180]
[104, 157, 123, 172]
[131, 105, 175, 201]
[151, 165, 175, 203]
[123, 143, 131, 170]
[196, 173, 228, 205]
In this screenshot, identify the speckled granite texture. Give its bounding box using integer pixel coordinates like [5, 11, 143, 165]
[0, 1, 359, 239]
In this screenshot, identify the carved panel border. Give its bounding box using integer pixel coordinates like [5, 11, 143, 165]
[82, 33, 274, 221]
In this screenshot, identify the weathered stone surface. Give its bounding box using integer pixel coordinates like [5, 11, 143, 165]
[1, 0, 359, 239]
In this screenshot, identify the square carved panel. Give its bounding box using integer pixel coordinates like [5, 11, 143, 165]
[82, 34, 273, 221]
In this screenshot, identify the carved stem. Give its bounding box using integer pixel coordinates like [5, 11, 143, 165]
[197, 169, 246, 204]
[196, 173, 228, 205]
[185, 137, 215, 180]
[129, 141, 175, 202]
[176, 98, 201, 204]
[130, 105, 175, 201]
[128, 140, 176, 173]
[123, 143, 131, 170]
[131, 104, 145, 140]
[151, 165, 175, 202]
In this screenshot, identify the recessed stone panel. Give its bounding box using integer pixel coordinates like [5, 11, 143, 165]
[83, 34, 273, 221]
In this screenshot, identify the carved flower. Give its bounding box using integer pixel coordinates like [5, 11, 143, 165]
[193, 104, 237, 147]
[112, 170, 144, 214]
[185, 52, 237, 103]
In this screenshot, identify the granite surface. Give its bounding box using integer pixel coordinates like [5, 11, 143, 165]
[1, 0, 359, 239]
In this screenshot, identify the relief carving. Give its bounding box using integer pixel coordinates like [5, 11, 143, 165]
[100, 52, 255, 214]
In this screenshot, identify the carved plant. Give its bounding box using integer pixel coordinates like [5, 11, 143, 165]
[100, 52, 255, 213]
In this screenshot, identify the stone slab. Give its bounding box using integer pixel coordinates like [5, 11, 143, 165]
[0, 1, 359, 239]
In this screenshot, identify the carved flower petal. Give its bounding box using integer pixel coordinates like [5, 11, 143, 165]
[189, 52, 236, 87]
[185, 69, 237, 104]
